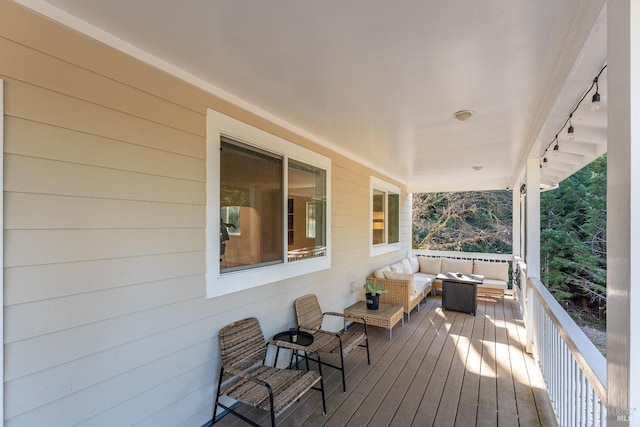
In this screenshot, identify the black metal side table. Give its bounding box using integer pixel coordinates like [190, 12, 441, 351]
[271, 330, 315, 369]
[437, 272, 484, 316]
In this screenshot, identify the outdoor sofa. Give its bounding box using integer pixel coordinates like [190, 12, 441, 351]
[368, 255, 510, 320]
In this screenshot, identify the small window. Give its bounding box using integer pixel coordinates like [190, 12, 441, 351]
[288, 159, 326, 261]
[370, 177, 401, 256]
[220, 206, 241, 235]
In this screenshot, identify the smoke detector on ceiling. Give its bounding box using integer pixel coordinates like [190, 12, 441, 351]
[453, 110, 475, 121]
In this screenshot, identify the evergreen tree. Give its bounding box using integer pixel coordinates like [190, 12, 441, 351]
[540, 154, 607, 317]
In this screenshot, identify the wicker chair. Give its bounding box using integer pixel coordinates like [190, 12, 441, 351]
[294, 294, 370, 392]
[213, 317, 326, 427]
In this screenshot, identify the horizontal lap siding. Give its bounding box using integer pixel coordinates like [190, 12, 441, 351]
[0, 1, 409, 425]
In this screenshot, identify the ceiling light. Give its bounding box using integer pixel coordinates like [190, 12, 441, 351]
[472, 165, 483, 171]
[453, 110, 474, 121]
[542, 157, 549, 168]
[552, 142, 560, 156]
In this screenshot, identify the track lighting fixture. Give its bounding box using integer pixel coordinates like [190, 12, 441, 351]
[552, 142, 559, 156]
[543, 157, 549, 168]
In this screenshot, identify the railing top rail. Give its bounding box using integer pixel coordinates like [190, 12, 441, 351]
[412, 249, 513, 262]
[528, 277, 607, 403]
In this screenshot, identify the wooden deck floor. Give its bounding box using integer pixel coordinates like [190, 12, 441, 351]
[214, 294, 557, 427]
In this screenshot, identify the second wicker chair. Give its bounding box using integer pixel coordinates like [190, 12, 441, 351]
[294, 294, 370, 392]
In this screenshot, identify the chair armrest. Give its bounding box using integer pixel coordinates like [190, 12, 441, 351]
[300, 326, 340, 338]
[269, 338, 315, 352]
[323, 311, 368, 326]
[223, 366, 271, 390]
[323, 311, 346, 319]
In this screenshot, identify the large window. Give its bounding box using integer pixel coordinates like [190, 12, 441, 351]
[206, 110, 331, 298]
[370, 177, 401, 256]
[220, 138, 283, 271]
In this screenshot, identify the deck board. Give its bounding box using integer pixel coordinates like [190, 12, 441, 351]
[213, 294, 555, 427]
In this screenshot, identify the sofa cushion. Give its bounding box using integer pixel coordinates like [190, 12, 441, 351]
[383, 271, 416, 294]
[390, 262, 405, 273]
[418, 256, 442, 275]
[479, 278, 508, 290]
[374, 265, 392, 279]
[473, 260, 509, 282]
[409, 256, 420, 273]
[401, 258, 413, 274]
[441, 258, 474, 275]
[413, 273, 433, 295]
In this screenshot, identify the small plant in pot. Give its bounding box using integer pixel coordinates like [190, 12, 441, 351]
[364, 280, 389, 310]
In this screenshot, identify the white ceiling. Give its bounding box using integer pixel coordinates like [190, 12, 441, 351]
[18, 0, 607, 192]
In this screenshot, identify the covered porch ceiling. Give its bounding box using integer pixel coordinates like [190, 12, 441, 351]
[18, 0, 607, 192]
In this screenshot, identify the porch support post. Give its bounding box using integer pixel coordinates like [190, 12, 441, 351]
[607, 1, 640, 423]
[512, 186, 521, 258]
[525, 158, 540, 353]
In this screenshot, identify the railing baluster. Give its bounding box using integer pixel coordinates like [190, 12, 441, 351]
[520, 272, 607, 427]
[410, 254, 607, 427]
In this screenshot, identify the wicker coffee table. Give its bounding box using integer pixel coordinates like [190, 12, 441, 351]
[344, 301, 404, 339]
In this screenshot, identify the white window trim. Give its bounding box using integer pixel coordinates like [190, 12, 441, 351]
[206, 109, 331, 298]
[0, 79, 5, 421]
[370, 176, 401, 257]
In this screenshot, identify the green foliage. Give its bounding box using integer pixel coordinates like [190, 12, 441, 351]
[364, 280, 389, 296]
[541, 154, 607, 316]
[412, 190, 512, 253]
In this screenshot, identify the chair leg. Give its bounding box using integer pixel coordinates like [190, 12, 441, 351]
[338, 340, 346, 392]
[315, 351, 327, 415]
[212, 368, 225, 424]
[363, 321, 371, 365]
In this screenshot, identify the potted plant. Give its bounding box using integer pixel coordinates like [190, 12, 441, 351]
[364, 279, 389, 310]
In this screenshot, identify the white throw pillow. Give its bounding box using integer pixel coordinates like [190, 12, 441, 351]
[390, 262, 405, 273]
[401, 259, 413, 274]
[409, 256, 420, 273]
[473, 260, 509, 282]
[374, 266, 391, 279]
[441, 258, 474, 274]
[418, 256, 442, 275]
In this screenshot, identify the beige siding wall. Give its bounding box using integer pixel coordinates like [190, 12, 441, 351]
[0, 1, 411, 425]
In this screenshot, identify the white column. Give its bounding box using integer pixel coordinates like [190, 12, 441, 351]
[525, 159, 540, 278]
[524, 158, 540, 353]
[512, 186, 521, 257]
[607, 1, 640, 424]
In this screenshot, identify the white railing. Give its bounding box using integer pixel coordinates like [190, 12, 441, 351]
[414, 251, 607, 425]
[412, 249, 513, 263]
[412, 249, 515, 284]
[526, 274, 607, 426]
[417, 253, 607, 425]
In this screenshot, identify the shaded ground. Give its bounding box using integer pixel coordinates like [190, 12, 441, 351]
[578, 324, 606, 357]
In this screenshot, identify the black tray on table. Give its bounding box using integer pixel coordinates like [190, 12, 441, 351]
[273, 330, 314, 347]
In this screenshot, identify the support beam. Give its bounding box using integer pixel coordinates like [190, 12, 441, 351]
[525, 158, 541, 353]
[512, 186, 521, 258]
[526, 159, 541, 278]
[607, 1, 640, 424]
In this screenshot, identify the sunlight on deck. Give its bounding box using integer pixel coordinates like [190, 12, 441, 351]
[214, 294, 556, 426]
